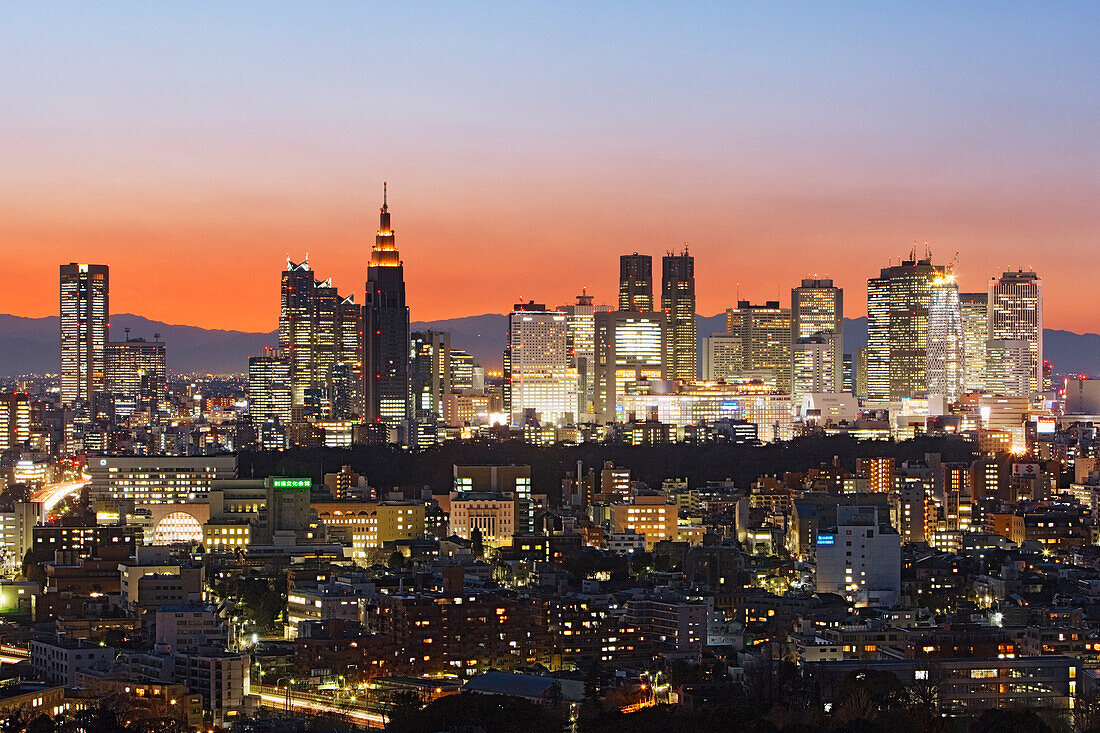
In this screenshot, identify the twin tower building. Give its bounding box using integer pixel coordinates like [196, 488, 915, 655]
[505, 250, 697, 427]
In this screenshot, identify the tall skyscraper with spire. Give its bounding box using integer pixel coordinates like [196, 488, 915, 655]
[364, 183, 411, 430]
[661, 247, 697, 381]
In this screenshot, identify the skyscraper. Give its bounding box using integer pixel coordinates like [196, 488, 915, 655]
[701, 334, 742, 381]
[865, 256, 949, 402]
[661, 248, 697, 381]
[926, 274, 964, 401]
[791, 278, 843, 392]
[364, 183, 411, 429]
[619, 253, 653, 311]
[557, 290, 611, 419]
[410, 330, 452, 442]
[279, 258, 361, 419]
[248, 350, 292, 425]
[960, 292, 988, 393]
[725, 301, 793, 393]
[988, 270, 1043, 400]
[60, 263, 109, 407]
[0, 393, 32, 452]
[106, 335, 167, 413]
[506, 302, 575, 426]
[594, 310, 666, 423]
[792, 336, 836, 402]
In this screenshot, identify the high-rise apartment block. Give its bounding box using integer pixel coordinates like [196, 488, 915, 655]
[60, 263, 109, 406]
[619, 253, 653, 311]
[363, 184, 411, 428]
[791, 278, 843, 392]
[661, 249, 697, 381]
[725, 301, 793, 393]
[988, 270, 1042, 400]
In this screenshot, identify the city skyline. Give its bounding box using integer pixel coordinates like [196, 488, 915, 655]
[1, 4, 1097, 332]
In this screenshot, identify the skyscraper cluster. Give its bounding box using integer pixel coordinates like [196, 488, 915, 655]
[59, 263, 168, 423]
[250, 185, 412, 445]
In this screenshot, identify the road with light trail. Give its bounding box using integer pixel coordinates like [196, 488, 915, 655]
[31, 472, 91, 513]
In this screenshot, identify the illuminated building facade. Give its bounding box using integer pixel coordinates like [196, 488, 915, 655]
[988, 270, 1042, 401]
[792, 337, 836, 402]
[410, 330, 451, 443]
[106, 337, 166, 412]
[618, 382, 793, 442]
[960, 292, 988, 393]
[0, 393, 32, 452]
[791, 278, 843, 392]
[506, 303, 575, 426]
[610, 494, 677, 550]
[279, 258, 362, 419]
[701, 334, 742, 381]
[926, 274, 964, 401]
[866, 257, 947, 402]
[558, 290, 611, 419]
[618, 253, 653, 311]
[985, 339, 1033, 399]
[661, 248, 697, 381]
[725, 301, 793, 393]
[60, 263, 109, 406]
[593, 310, 666, 423]
[248, 351, 292, 425]
[364, 183, 411, 430]
[88, 455, 237, 506]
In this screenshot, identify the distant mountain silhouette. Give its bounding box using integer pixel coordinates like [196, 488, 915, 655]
[0, 314, 277, 376]
[2, 312, 1098, 378]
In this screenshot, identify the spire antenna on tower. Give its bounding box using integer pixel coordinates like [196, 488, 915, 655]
[382, 181, 388, 212]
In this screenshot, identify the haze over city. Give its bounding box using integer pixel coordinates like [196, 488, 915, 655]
[2, 3, 1098, 332]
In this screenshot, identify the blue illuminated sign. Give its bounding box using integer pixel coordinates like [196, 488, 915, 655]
[816, 534, 835, 545]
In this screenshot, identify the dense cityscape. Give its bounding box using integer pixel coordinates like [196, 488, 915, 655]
[0, 180, 1098, 733]
[2, 4, 1098, 733]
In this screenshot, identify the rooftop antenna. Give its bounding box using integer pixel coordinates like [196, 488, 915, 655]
[382, 180, 388, 212]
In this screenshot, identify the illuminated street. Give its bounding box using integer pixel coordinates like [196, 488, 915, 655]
[31, 472, 90, 513]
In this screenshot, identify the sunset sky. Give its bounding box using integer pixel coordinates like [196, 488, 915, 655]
[1, 3, 1097, 333]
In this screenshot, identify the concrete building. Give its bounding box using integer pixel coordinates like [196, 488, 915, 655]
[815, 505, 901, 607]
[610, 494, 678, 550]
[701, 334, 742, 382]
[155, 605, 226, 652]
[88, 455, 237, 507]
[448, 493, 516, 547]
[31, 638, 116, 686]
